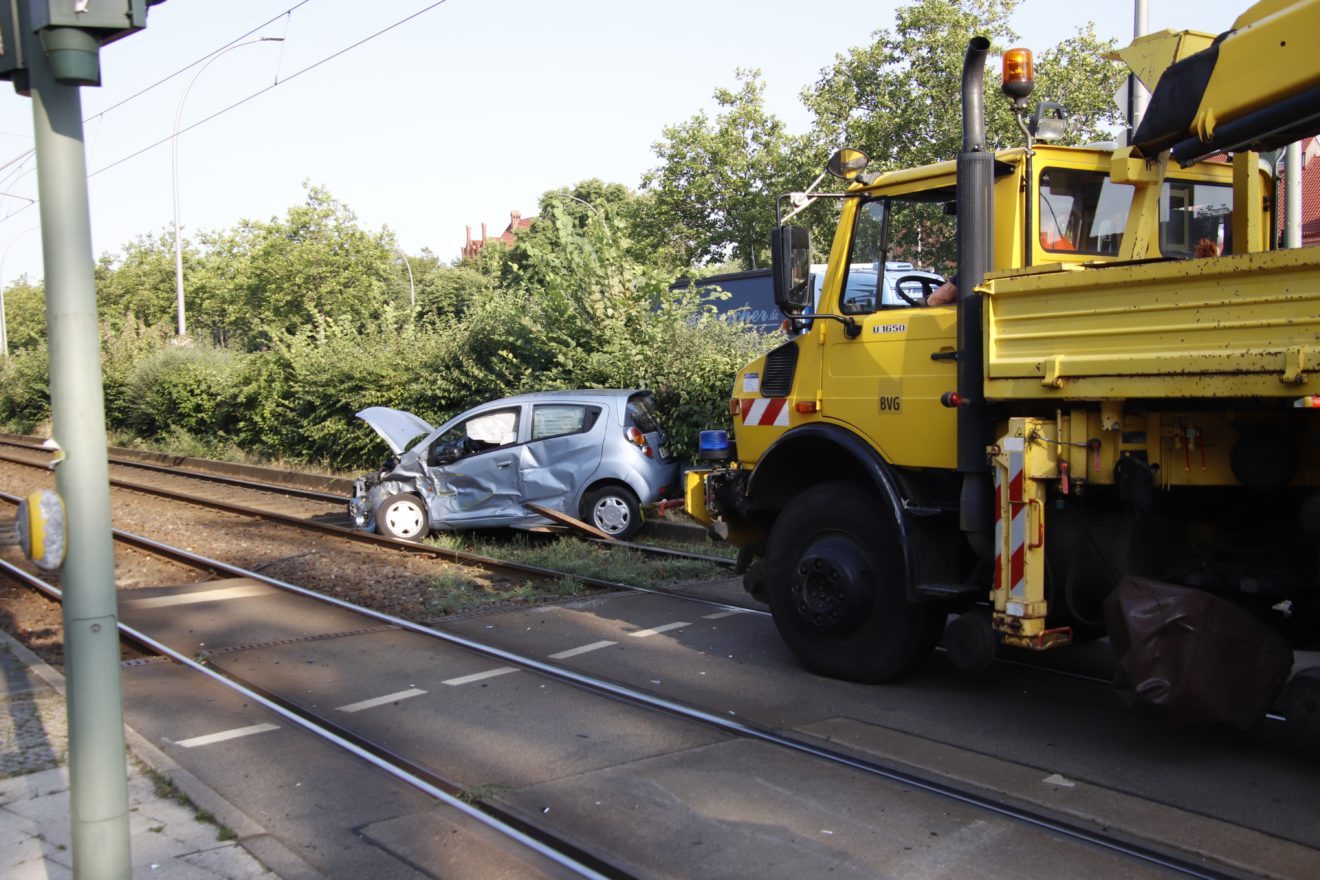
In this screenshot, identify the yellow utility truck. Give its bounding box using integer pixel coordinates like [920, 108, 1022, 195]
[686, 0, 1320, 730]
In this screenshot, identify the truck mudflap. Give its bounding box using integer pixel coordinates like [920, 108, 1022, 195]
[1105, 576, 1293, 729]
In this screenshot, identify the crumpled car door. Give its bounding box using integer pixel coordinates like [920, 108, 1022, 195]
[519, 404, 606, 514]
[424, 405, 525, 525]
[430, 450, 524, 524]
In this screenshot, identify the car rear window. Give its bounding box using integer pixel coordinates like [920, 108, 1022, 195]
[626, 392, 663, 434]
[532, 404, 600, 440]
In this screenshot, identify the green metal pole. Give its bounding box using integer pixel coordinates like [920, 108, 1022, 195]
[27, 36, 131, 880]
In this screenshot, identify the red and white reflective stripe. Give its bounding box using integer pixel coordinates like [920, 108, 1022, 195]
[994, 437, 1027, 601]
[1005, 437, 1027, 599]
[993, 465, 1003, 592]
[740, 397, 790, 427]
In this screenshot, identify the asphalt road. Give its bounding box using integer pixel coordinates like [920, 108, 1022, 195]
[114, 575, 1320, 879]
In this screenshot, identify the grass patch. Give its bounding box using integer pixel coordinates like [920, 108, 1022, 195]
[426, 531, 731, 588]
[458, 782, 512, 804]
[423, 570, 587, 618]
[142, 766, 236, 843]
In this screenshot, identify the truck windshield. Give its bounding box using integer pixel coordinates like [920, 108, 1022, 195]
[838, 198, 950, 314]
[1039, 168, 1234, 257]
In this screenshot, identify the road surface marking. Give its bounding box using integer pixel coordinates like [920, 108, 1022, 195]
[175, 723, 279, 748]
[549, 640, 617, 659]
[337, 688, 428, 713]
[629, 622, 690, 638]
[125, 583, 271, 608]
[702, 610, 744, 620]
[443, 667, 519, 686]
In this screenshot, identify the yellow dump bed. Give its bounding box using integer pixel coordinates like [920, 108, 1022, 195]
[983, 247, 1320, 400]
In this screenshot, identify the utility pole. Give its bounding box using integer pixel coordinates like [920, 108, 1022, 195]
[1129, 0, 1149, 138]
[0, 3, 167, 878]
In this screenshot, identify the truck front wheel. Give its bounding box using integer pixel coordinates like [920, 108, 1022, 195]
[765, 482, 941, 683]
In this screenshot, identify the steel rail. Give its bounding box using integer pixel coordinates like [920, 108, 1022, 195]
[0, 555, 623, 880]
[0, 464, 756, 616]
[0, 436, 346, 502]
[0, 487, 1245, 880]
[0, 446, 736, 570]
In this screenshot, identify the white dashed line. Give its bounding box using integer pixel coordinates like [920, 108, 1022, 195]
[336, 688, 428, 713]
[549, 640, 617, 659]
[701, 610, 744, 620]
[628, 622, 690, 638]
[175, 723, 279, 748]
[443, 667, 519, 686]
[125, 584, 271, 608]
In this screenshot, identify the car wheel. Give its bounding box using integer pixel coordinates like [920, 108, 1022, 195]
[582, 486, 641, 540]
[765, 481, 942, 683]
[376, 493, 429, 540]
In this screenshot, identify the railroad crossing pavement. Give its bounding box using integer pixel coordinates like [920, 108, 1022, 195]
[0, 627, 307, 880]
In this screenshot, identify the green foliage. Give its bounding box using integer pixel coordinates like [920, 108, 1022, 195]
[0, 342, 49, 431]
[2, 276, 47, 351]
[642, 70, 811, 270]
[94, 231, 181, 332]
[192, 184, 398, 349]
[101, 318, 174, 429]
[0, 9, 1131, 475]
[1034, 25, 1127, 146]
[802, 0, 1023, 173]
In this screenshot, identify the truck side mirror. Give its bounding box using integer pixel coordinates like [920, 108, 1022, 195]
[771, 225, 812, 314]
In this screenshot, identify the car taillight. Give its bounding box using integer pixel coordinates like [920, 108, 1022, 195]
[625, 426, 654, 457]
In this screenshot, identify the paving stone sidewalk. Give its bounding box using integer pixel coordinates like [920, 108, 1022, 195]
[0, 627, 280, 879]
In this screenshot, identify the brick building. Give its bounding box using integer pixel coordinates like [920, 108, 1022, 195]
[1276, 137, 1320, 246]
[460, 209, 535, 260]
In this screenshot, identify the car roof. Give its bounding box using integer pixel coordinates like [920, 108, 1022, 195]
[476, 388, 650, 408]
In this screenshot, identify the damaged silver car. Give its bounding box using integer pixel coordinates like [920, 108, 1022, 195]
[349, 389, 679, 541]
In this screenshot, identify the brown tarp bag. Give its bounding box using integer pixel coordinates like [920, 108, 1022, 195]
[1105, 576, 1293, 728]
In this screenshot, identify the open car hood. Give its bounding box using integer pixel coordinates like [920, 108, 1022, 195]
[356, 407, 435, 455]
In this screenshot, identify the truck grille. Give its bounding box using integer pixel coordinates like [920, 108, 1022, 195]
[760, 341, 799, 397]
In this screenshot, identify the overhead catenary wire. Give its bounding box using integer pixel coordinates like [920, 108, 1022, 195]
[0, 1, 450, 225]
[0, 3, 314, 180]
[87, 0, 452, 180]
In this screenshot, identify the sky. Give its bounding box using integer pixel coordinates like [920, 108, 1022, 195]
[0, 0, 1254, 285]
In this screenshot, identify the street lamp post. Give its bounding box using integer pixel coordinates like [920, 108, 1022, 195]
[172, 37, 283, 339]
[396, 247, 415, 308]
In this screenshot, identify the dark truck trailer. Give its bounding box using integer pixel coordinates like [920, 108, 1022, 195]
[670, 268, 780, 331]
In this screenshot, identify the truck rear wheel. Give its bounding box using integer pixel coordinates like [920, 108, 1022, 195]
[765, 481, 941, 683]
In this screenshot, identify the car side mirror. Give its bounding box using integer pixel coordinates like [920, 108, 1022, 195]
[771, 225, 812, 314]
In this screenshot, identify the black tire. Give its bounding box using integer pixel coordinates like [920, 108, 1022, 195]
[766, 481, 941, 683]
[376, 493, 429, 540]
[581, 485, 641, 540]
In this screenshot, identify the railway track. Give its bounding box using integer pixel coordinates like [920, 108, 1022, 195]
[0, 444, 741, 612]
[0, 488, 1261, 879]
[0, 439, 1292, 708]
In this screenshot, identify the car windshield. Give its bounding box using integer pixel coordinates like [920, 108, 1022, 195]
[626, 392, 662, 434]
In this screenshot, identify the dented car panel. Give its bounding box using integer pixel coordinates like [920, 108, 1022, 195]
[349, 389, 678, 539]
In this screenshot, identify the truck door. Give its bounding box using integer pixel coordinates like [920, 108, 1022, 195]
[820, 197, 958, 469]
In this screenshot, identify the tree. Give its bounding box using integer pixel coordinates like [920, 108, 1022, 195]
[797, 0, 1128, 272]
[2, 275, 47, 351]
[801, 0, 1022, 173]
[641, 69, 809, 270]
[94, 230, 184, 332]
[193, 184, 398, 348]
[803, 1, 1126, 166]
[1034, 24, 1127, 146]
